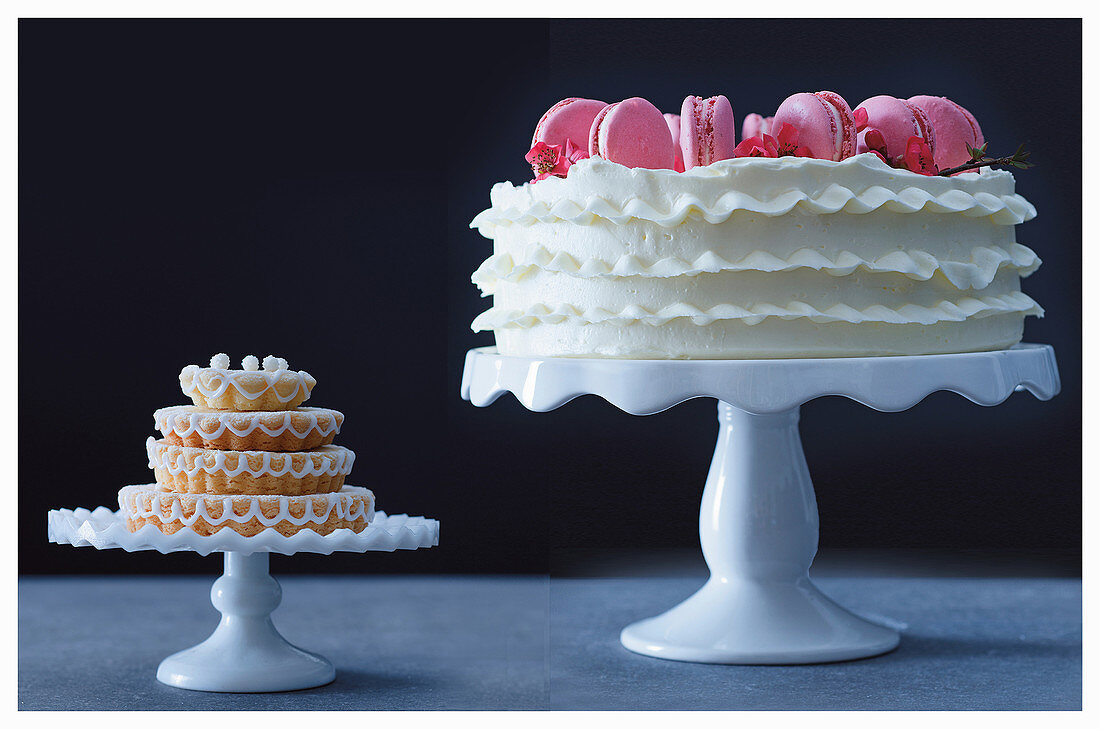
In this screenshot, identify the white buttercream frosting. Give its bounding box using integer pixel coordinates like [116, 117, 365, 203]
[472, 154, 1037, 231]
[470, 153, 1042, 359]
[474, 241, 1040, 293]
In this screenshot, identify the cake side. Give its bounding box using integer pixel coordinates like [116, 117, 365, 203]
[470, 154, 1042, 359]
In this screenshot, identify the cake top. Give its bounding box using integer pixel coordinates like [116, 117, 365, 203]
[472, 153, 1037, 237]
[179, 354, 316, 411]
[519, 91, 1030, 184]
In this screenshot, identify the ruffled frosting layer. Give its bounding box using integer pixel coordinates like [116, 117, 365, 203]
[471, 154, 1037, 233]
[472, 291, 1042, 329]
[473, 242, 1040, 293]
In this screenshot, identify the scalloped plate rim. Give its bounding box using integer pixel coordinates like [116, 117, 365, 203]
[461, 343, 1060, 415]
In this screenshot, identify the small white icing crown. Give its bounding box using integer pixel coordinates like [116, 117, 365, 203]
[206, 353, 291, 372]
[180, 354, 316, 410]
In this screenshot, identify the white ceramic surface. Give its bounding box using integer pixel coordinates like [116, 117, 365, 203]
[461, 343, 1059, 414]
[461, 344, 1059, 664]
[48, 509, 439, 691]
[157, 552, 336, 692]
[47, 508, 438, 556]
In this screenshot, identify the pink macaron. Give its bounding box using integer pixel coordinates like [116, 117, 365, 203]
[854, 95, 936, 163]
[532, 98, 609, 151]
[679, 95, 737, 169]
[664, 113, 686, 172]
[907, 95, 984, 170]
[771, 91, 857, 161]
[741, 113, 773, 141]
[589, 97, 677, 170]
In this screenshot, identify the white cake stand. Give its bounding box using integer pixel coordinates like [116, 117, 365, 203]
[48, 507, 439, 692]
[461, 343, 1060, 664]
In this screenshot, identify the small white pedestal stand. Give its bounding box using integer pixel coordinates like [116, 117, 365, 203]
[48, 508, 439, 692]
[461, 343, 1059, 664]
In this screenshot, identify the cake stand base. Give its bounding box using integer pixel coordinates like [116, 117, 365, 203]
[156, 551, 334, 692]
[48, 508, 439, 691]
[461, 344, 1060, 665]
[620, 576, 898, 665]
[622, 404, 898, 665]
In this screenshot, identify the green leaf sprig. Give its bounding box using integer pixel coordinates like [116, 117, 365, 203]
[938, 143, 1034, 176]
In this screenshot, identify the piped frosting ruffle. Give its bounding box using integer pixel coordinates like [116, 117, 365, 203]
[471, 291, 1044, 330]
[472, 243, 1041, 293]
[471, 155, 1037, 232]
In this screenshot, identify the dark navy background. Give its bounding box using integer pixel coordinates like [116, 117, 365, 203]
[19, 19, 1080, 574]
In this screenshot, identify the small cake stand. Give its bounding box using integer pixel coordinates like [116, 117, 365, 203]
[461, 343, 1059, 664]
[48, 507, 439, 692]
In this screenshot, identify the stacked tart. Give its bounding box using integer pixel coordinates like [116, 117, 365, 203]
[119, 354, 375, 536]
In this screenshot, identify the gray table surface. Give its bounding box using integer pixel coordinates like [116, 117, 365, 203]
[19, 574, 549, 710]
[19, 563, 1080, 710]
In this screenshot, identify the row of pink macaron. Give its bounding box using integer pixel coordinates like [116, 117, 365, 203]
[527, 92, 984, 179]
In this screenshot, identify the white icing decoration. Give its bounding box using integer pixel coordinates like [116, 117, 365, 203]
[209, 353, 230, 369]
[153, 406, 343, 441]
[146, 437, 355, 479]
[118, 484, 375, 527]
[242, 355, 259, 371]
[473, 243, 1041, 293]
[471, 154, 1037, 232]
[263, 355, 288, 372]
[179, 365, 314, 404]
[472, 291, 1043, 329]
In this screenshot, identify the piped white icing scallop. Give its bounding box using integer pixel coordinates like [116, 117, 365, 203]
[179, 364, 315, 406]
[153, 406, 343, 442]
[118, 484, 375, 527]
[146, 437, 355, 479]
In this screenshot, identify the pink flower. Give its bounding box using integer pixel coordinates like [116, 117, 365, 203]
[734, 133, 779, 158]
[862, 128, 888, 159]
[775, 123, 813, 158]
[903, 135, 938, 175]
[563, 138, 589, 163]
[525, 140, 587, 181]
[858, 129, 893, 164]
[853, 106, 869, 132]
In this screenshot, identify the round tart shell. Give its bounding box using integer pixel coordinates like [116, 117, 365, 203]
[154, 406, 344, 452]
[119, 484, 373, 537]
[179, 366, 316, 411]
[147, 439, 354, 496]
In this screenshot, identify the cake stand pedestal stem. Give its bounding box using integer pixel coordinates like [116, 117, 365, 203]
[156, 551, 336, 692]
[620, 402, 900, 664]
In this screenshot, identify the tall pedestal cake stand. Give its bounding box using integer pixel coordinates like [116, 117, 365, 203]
[461, 343, 1059, 664]
[48, 507, 439, 692]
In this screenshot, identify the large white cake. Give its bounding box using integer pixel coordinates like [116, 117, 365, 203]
[470, 154, 1041, 359]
